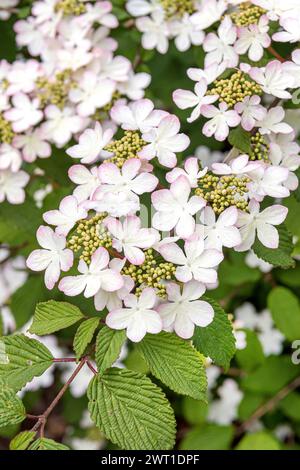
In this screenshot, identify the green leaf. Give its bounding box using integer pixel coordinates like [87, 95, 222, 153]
[182, 397, 208, 425]
[242, 356, 300, 395]
[280, 393, 300, 422]
[253, 225, 295, 269]
[30, 300, 85, 335]
[73, 318, 100, 360]
[0, 383, 26, 428]
[238, 392, 265, 421]
[28, 438, 70, 450]
[236, 432, 281, 450]
[0, 200, 40, 249]
[87, 368, 176, 450]
[95, 327, 126, 375]
[180, 424, 234, 450]
[192, 297, 236, 370]
[10, 431, 36, 450]
[228, 127, 252, 154]
[10, 276, 47, 329]
[137, 332, 207, 401]
[0, 334, 53, 391]
[268, 287, 300, 341]
[236, 330, 265, 372]
[218, 251, 261, 286]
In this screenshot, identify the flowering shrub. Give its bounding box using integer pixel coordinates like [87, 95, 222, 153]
[1, 0, 300, 452]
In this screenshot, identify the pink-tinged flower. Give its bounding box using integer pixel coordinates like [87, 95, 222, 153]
[78, 1, 118, 28]
[158, 281, 214, 339]
[256, 107, 293, 135]
[236, 199, 288, 252]
[235, 15, 271, 62]
[212, 154, 261, 175]
[273, 16, 300, 43]
[196, 146, 224, 169]
[202, 102, 241, 141]
[13, 128, 51, 162]
[0, 169, 29, 204]
[187, 62, 226, 85]
[247, 165, 290, 200]
[136, 10, 169, 54]
[203, 16, 239, 69]
[110, 99, 167, 132]
[43, 195, 88, 236]
[5, 60, 41, 95]
[59, 247, 124, 298]
[14, 18, 45, 56]
[126, 0, 160, 17]
[104, 216, 159, 265]
[69, 72, 115, 117]
[253, 0, 298, 21]
[198, 206, 241, 251]
[249, 60, 295, 99]
[160, 237, 224, 285]
[139, 115, 190, 168]
[27, 226, 74, 290]
[106, 288, 162, 342]
[117, 71, 151, 100]
[5, 93, 43, 133]
[66, 122, 114, 164]
[283, 49, 300, 87]
[269, 133, 300, 190]
[94, 52, 131, 83]
[173, 79, 219, 123]
[68, 165, 101, 203]
[96, 158, 158, 198]
[166, 157, 207, 188]
[172, 14, 205, 52]
[234, 95, 266, 131]
[152, 176, 206, 239]
[191, 0, 227, 30]
[0, 144, 22, 172]
[89, 191, 140, 218]
[42, 106, 86, 148]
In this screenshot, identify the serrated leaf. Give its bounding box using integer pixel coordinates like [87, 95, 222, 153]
[88, 368, 176, 450]
[28, 438, 70, 450]
[137, 332, 207, 401]
[30, 300, 84, 335]
[192, 298, 236, 370]
[268, 287, 300, 341]
[253, 225, 295, 269]
[228, 127, 252, 154]
[0, 334, 53, 391]
[95, 327, 126, 375]
[0, 383, 26, 428]
[10, 431, 35, 450]
[74, 317, 100, 360]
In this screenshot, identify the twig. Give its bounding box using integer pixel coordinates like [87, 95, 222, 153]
[52, 357, 78, 363]
[87, 361, 97, 375]
[267, 46, 286, 63]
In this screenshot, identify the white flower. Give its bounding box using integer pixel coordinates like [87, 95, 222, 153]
[0, 144, 22, 172]
[166, 157, 207, 188]
[173, 79, 219, 123]
[269, 133, 300, 190]
[191, 0, 227, 30]
[158, 281, 214, 339]
[110, 98, 167, 132]
[212, 154, 260, 175]
[234, 95, 266, 132]
[139, 114, 190, 168]
[208, 379, 243, 425]
[27, 226, 74, 290]
[0, 169, 29, 204]
[13, 128, 51, 162]
[273, 16, 300, 43]
[235, 15, 271, 62]
[195, 146, 224, 169]
[104, 215, 159, 265]
[187, 62, 226, 85]
[172, 13, 205, 52]
[198, 206, 241, 251]
[236, 199, 288, 251]
[248, 165, 290, 200]
[249, 61, 295, 99]
[43, 195, 88, 236]
[203, 16, 239, 69]
[202, 102, 241, 141]
[106, 288, 162, 342]
[245, 250, 273, 273]
[68, 165, 101, 203]
[257, 107, 293, 135]
[117, 71, 151, 100]
[59, 247, 124, 298]
[66, 122, 114, 164]
[160, 237, 224, 285]
[5, 93, 43, 132]
[136, 10, 169, 54]
[152, 176, 206, 239]
[126, 0, 161, 17]
[42, 105, 86, 148]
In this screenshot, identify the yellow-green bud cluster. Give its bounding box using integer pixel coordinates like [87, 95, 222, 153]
[195, 173, 250, 214]
[67, 214, 112, 264]
[249, 132, 269, 162]
[159, 0, 195, 18]
[0, 113, 14, 144]
[122, 249, 176, 298]
[36, 70, 75, 109]
[207, 71, 262, 108]
[230, 2, 266, 27]
[55, 0, 86, 16]
[105, 130, 146, 168]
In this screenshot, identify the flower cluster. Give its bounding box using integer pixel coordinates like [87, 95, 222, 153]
[0, 0, 151, 204]
[0, 0, 19, 20]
